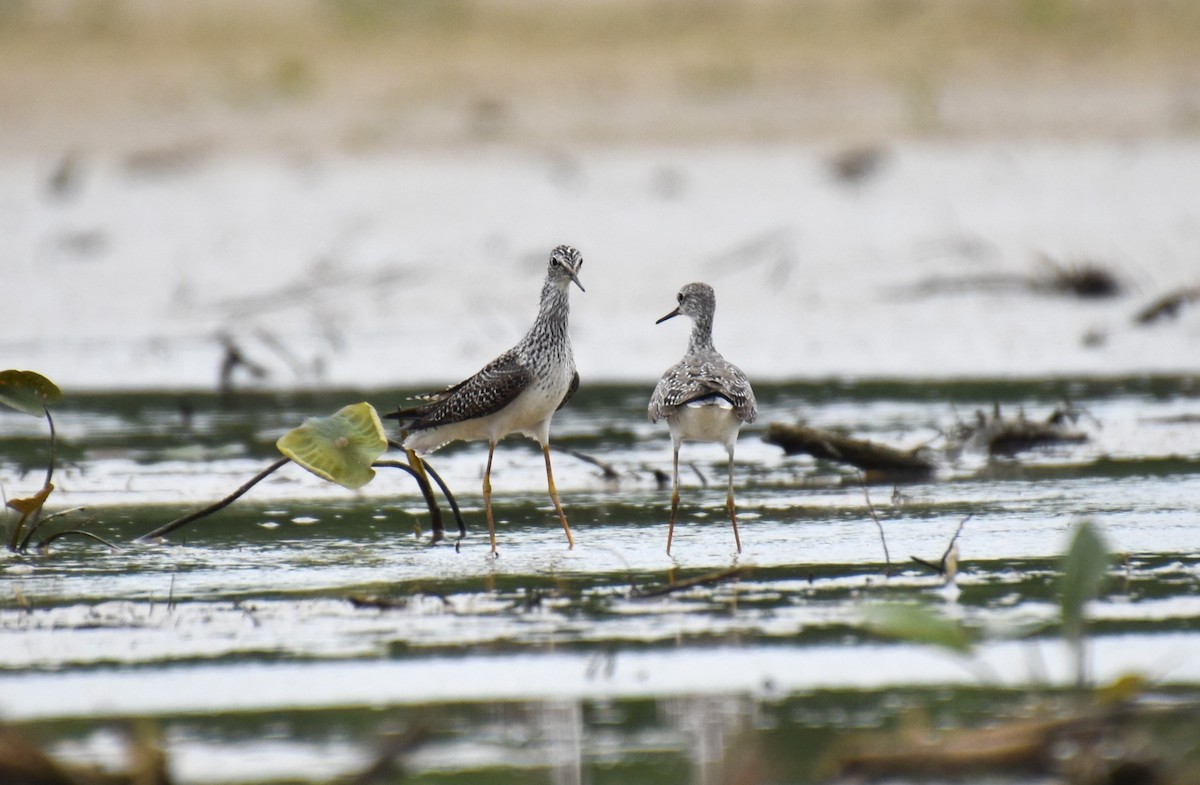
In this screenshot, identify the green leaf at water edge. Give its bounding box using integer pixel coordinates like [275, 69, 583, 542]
[276, 402, 388, 490]
[861, 602, 975, 654]
[0, 370, 62, 416]
[1060, 520, 1111, 643]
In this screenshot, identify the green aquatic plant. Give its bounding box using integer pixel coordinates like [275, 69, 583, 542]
[861, 518, 1115, 689]
[860, 601, 976, 654]
[1, 369, 114, 552]
[1060, 519, 1111, 689]
[137, 402, 463, 543]
[277, 402, 388, 490]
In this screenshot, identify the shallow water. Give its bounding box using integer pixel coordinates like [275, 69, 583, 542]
[2, 378, 1199, 782]
[3, 136, 1200, 783]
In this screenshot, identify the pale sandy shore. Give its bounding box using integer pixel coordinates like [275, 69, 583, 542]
[2, 0, 1200, 158]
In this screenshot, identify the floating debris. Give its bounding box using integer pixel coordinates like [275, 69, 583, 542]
[903, 255, 1124, 300]
[1036, 254, 1123, 299]
[763, 422, 936, 479]
[835, 709, 1134, 780]
[827, 144, 888, 185]
[46, 149, 83, 200]
[948, 403, 1089, 457]
[1134, 285, 1200, 324]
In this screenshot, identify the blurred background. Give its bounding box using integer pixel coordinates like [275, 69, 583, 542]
[3, 0, 1200, 387]
[4, 5, 1200, 783]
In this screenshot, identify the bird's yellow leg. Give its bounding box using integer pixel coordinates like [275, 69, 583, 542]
[543, 445, 575, 549]
[483, 442, 498, 556]
[726, 448, 742, 554]
[666, 446, 681, 555]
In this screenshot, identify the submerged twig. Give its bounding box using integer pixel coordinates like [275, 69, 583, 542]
[348, 595, 408, 611]
[858, 472, 892, 576]
[36, 529, 120, 552]
[553, 444, 620, 481]
[912, 513, 973, 577]
[339, 723, 432, 785]
[17, 505, 89, 553]
[631, 566, 750, 599]
[1134, 285, 1200, 324]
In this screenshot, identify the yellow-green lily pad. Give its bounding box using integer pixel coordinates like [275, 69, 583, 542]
[0, 370, 62, 417]
[276, 402, 388, 490]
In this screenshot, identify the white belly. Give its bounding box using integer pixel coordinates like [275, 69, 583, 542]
[668, 398, 742, 449]
[403, 368, 571, 454]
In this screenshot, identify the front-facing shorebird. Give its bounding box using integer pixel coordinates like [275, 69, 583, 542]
[648, 282, 757, 554]
[386, 245, 584, 555]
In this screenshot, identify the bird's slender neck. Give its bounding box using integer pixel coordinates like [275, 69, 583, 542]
[687, 311, 715, 355]
[529, 277, 571, 345]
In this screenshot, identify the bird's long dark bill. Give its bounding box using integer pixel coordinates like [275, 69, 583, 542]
[569, 271, 585, 293]
[655, 308, 681, 324]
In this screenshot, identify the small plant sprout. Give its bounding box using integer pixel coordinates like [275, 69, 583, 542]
[860, 602, 976, 655]
[1060, 519, 1111, 689]
[1, 369, 113, 552]
[138, 402, 463, 543]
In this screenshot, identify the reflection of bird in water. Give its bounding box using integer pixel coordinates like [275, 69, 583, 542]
[649, 282, 757, 555]
[387, 246, 585, 555]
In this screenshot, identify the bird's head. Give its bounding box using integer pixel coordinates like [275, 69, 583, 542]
[548, 245, 585, 292]
[656, 281, 715, 324]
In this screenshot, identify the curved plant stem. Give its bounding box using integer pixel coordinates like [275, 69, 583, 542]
[387, 440, 466, 539]
[18, 505, 87, 553]
[858, 471, 892, 576]
[374, 460, 445, 543]
[37, 529, 119, 552]
[137, 457, 291, 542]
[19, 407, 60, 545]
[43, 408, 57, 488]
[420, 460, 466, 539]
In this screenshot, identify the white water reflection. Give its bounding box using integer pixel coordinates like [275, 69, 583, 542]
[5, 143, 1200, 390]
[4, 635, 1200, 723]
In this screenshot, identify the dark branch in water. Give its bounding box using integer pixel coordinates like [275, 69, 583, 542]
[341, 722, 433, 785]
[912, 513, 972, 576]
[18, 505, 89, 553]
[948, 403, 1088, 457]
[858, 472, 892, 576]
[764, 422, 935, 479]
[37, 529, 120, 552]
[552, 444, 620, 481]
[137, 457, 291, 542]
[631, 566, 750, 599]
[1134, 285, 1200, 325]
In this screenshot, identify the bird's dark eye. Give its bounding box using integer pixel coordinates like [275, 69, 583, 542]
[677, 293, 683, 303]
[551, 258, 560, 267]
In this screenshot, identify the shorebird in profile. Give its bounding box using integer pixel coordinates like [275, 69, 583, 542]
[648, 282, 757, 554]
[386, 245, 584, 555]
